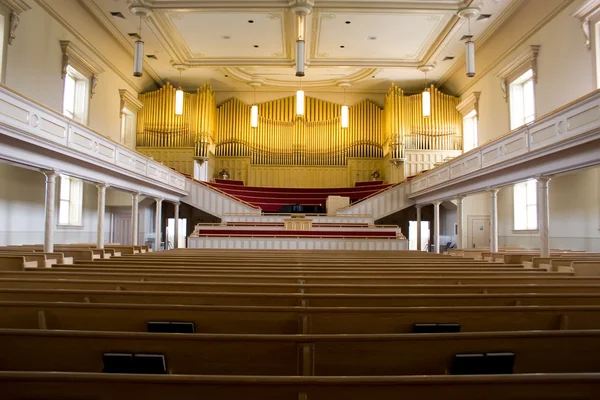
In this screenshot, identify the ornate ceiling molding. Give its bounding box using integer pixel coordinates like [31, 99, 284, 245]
[220, 66, 379, 88]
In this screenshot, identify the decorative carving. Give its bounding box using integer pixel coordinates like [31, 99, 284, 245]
[8, 11, 18, 45]
[572, 0, 600, 51]
[60, 40, 105, 82]
[90, 75, 99, 98]
[496, 45, 540, 101]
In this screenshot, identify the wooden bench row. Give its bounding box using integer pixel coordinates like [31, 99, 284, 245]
[2, 372, 598, 400]
[1, 328, 599, 376]
[4, 301, 598, 333]
[5, 287, 600, 307]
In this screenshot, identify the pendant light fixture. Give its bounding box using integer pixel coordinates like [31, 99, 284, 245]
[174, 65, 186, 116]
[291, 1, 313, 77]
[458, 7, 481, 78]
[419, 65, 434, 118]
[129, 6, 150, 78]
[339, 82, 350, 129]
[249, 82, 260, 128]
[296, 77, 305, 116]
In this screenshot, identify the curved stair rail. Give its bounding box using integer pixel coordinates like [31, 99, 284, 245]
[336, 181, 413, 220]
[182, 179, 262, 219]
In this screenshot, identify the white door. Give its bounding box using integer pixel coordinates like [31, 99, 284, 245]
[470, 216, 490, 249]
[113, 214, 132, 245]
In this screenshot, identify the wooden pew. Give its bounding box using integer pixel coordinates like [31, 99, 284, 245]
[0, 271, 581, 286]
[2, 277, 600, 294]
[0, 253, 54, 268]
[3, 371, 600, 400]
[5, 288, 600, 307]
[3, 301, 600, 333]
[1, 329, 600, 375]
[0, 256, 36, 270]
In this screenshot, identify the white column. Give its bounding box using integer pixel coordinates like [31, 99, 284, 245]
[455, 196, 464, 249]
[537, 177, 551, 257]
[131, 192, 140, 246]
[42, 170, 58, 253]
[173, 202, 180, 249]
[155, 198, 163, 251]
[96, 183, 108, 249]
[416, 205, 423, 251]
[489, 189, 499, 253]
[433, 201, 441, 254]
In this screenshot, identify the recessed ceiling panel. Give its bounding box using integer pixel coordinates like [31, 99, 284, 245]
[167, 11, 287, 59]
[314, 12, 450, 61]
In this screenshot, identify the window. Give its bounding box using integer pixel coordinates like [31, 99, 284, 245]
[509, 69, 535, 130]
[513, 179, 537, 231]
[58, 175, 83, 226]
[63, 65, 90, 125]
[462, 110, 478, 152]
[121, 108, 136, 148]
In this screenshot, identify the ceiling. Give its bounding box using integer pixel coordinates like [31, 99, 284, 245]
[81, 0, 519, 93]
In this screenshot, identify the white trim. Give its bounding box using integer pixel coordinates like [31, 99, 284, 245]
[119, 89, 143, 115]
[456, 91, 480, 117]
[497, 45, 540, 102]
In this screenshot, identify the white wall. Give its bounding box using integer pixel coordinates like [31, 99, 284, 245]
[0, 163, 109, 245]
[444, 0, 599, 250]
[6, 1, 156, 143]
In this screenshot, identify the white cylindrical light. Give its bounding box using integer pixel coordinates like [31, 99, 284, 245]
[422, 89, 431, 117]
[296, 89, 305, 116]
[296, 40, 305, 77]
[466, 40, 475, 78]
[341, 105, 349, 128]
[175, 87, 184, 115]
[250, 105, 258, 128]
[133, 40, 144, 77]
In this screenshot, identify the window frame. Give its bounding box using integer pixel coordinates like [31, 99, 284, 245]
[119, 89, 143, 149]
[572, 1, 600, 89]
[456, 91, 480, 153]
[57, 175, 84, 228]
[508, 69, 536, 130]
[63, 65, 90, 125]
[513, 179, 539, 233]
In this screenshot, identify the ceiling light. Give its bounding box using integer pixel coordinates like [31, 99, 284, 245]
[130, 6, 150, 78]
[174, 65, 186, 116]
[296, 84, 304, 116]
[422, 89, 431, 118]
[419, 65, 434, 118]
[458, 7, 481, 78]
[341, 105, 349, 128]
[249, 83, 259, 128]
[292, 3, 312, 78]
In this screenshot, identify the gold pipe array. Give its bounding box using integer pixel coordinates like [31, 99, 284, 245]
[215, 95, 383, 166]
[384, 83, 462, 158]
[137, 82, 461, 167]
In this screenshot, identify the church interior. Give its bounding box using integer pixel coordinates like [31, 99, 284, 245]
[2, 0, 600, 397]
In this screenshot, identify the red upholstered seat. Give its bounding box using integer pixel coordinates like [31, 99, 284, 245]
[205, 182, 392, 213]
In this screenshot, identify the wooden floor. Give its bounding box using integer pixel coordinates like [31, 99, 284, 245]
[1, 248, 600, 399]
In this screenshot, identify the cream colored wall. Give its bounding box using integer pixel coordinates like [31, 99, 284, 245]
[444, 0, 599, 250]
[6, 1, 156, 143]
[0, 163, 108, 245]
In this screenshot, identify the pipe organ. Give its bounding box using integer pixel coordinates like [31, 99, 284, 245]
[136, 82, 462, 180]
[384, 83, 462, 160]
[137, 82, 216, 158]
[216, 96, 382, 166]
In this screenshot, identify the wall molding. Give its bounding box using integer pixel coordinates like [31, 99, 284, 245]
[496, 44, 540, 102]
[60, 40, 105, 98]
[456, 91, 480, 117]
[119, 89, 143, 115]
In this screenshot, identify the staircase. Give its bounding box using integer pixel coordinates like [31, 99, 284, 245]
[336, 181, 414, 220]
[182, 179, 261, 219]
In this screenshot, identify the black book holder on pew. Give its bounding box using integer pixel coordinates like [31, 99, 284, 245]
[103, 353, 167, 374]
[451, 352, 515, 375]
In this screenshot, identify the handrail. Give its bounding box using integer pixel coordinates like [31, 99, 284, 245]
[191, 179, 261, 210]
[336, 181, 405, 212]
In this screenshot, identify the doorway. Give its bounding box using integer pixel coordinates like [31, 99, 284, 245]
[113, 213, 132, 245]
[408, 221, 430, 251]
[467, 215, 490, 249]
[166, 218, 187, 249]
